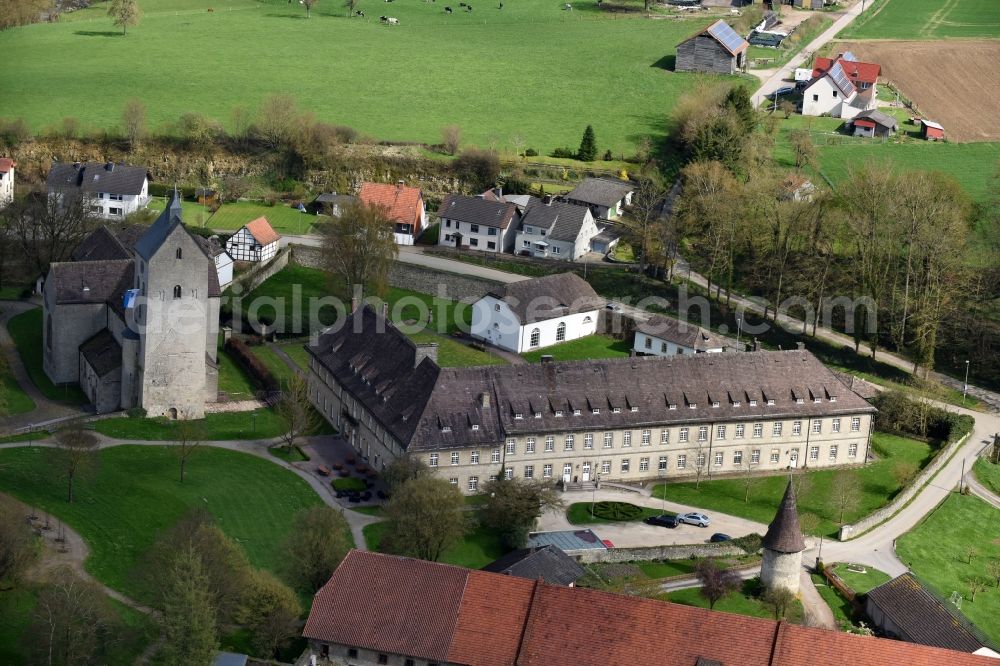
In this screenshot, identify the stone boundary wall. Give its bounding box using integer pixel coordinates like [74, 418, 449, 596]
[574, 541, 744, 564]
[293, 245, 502, 302]
[232, 245, 292, 293]
[839, 432, 971, 540]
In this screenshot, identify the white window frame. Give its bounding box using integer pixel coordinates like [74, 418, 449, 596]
[752, 423, 763, 438]
[506, 439, 516, 455]
[430, 454, 439, 467]
[677, 454, 687, 469]
[526, 438, 535, 453]
[451, 452, 460, 465]
[679, 428, 689, 443]
[658, 456, 668, 471]
[491, 449, 501, 464]
[735, 424, 745, 439]
[468, 476, 479, 492]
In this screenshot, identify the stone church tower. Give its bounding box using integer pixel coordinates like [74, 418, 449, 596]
[760, 479, 806, 595]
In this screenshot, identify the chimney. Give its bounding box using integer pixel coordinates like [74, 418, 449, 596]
[106, 162, 114, 172]
[414, 343, 438, 367]
[753, 338, 761, 352]
[351, 297, 358, 313]
[543, 195, 553, 206]
[397, 179, 404, 190]
[73, 161, 81, 170]
[796, 341, 805, 351]
[496, 186, 503, 199]
[382, 302, 389, 318]
[479, 392, 491, 409]
[540, 354, 554, 364]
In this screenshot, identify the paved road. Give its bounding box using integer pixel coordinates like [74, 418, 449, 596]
[752, 0, 868, 108]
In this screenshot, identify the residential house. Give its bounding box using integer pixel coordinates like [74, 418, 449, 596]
[47, 161, 150, 220]
[481, 187, 533, 213]
[0, 158, 15, 207]
[563, 177, 634, 220]
[675, 19, 749, 75]
[305, 305, 877, 493]
[203, 236, 234, 289]
[865, 573, 999, 657]
[225, 217, 280, 263]
[359, 181, 425, 245]
[802, 53, 881, 119]
[633, 314, 737, 356]
[921, 120, 945, 141]
[42, 191, 220, 418]
[514, 198, 602, 260]
[301, 550, 999, 666]
[778, 174, 816, 202]
[482, 545, 585, 586]
[850, 109, 898, 138]
[469, 272, 603, 353]
[436, 194, 520, 253]
[311, 191, 357, 217]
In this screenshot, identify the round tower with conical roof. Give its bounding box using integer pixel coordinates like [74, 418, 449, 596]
[760, 478, 806, 594]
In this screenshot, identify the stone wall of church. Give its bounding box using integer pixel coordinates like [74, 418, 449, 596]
[42, 288, 106, 385]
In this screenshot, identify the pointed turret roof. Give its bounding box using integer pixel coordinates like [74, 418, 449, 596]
[134, 187, 184, 260]
[762, 479, 806, 553]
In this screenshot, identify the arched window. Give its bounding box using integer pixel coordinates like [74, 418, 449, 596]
[556, 322, 567, 342]
[530, 328, 540, 348]
[583, 316, 593, 324]
[46, 315, 52, 350]
[175, 247, 182, 260]
[173, 285, 182, 299]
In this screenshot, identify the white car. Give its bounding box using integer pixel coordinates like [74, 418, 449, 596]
[677, 512, 711, 528]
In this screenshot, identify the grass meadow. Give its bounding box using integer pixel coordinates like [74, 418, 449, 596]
[840, 0, 1000, 39]
[0, 0, 737, 154]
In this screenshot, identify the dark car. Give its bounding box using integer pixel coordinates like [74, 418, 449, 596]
[710, 533, 732, 543]
[644, 514, 679, 528]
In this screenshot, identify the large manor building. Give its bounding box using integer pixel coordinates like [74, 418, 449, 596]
[306, 307, 876, 492]
[43, 191, 221, 419]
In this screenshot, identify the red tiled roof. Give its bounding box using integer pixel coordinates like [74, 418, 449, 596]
[359, 181, 424, 228]
[243, 217, 280, 245]
[812, 56, 881, 86]
[0, 158, 15, 173]
[304, 551, 999, 666]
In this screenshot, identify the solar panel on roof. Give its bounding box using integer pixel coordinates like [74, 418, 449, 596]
[828, 61, 854, 95]
[706, 20, 747, 55]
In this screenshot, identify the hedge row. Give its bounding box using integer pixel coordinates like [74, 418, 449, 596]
[224, 337, 278, 392]
[872, 390, 975, 445]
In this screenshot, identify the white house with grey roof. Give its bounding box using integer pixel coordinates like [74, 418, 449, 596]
[470, 272, 603, 353]
[42, 190, 220, 419]
[437, 194, 520, 254]
[47, 161, 150, 220]
[563, 178, 634, 220]
[634, 314, 737, 356]
[0, 158, 15, 208]
[515, 198, 602, 261]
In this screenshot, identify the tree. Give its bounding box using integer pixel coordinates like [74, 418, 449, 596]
[383, 475, 467, 562]
[778, 99, 796, 119]
[159, 544, 218, 666]
[723, 86, 756, 135]
[788, 129, 816, 171]
[276, 374, 321, 453]
[578, 125, 597, 162]
[454, 149, 501, 192]
[28, 567, 120, 666]
[237, 570, 301, 658]
[1, 192, 98, 278]
[624, 175, 668, 275]
[256, 93, 299, 148]
[220, 173, 251, 203]
[107, 0, 141, 35]
[965, 545, 979, 565]
[687, 110, 747, 175]
[828, 469, 861, 525]
[302, 0, 318, 17]
[761, 585, 796, 620]
[383, 454, 431, 494]
[740, 447, 757, 503]
[321, 199, 398, 297]
[0, 494, 39, 585]
[174, 418, 206, 483]
[344, 0, 358, 15]
[968, 577, 987, 602]
[695, 559, 743, 609]
[441, 124, 462, 156]
[986, 559, 1000, 588]
[121, 98, 145, 151]
[692, 442, 707, 489]
[282, 506, 351, 592]
[798, 512, 820, 536]
[482, 477, 564, 549]
[55, 428, 99, 503]
[0, 0, 50, 30]
[510, 133, 526, 159]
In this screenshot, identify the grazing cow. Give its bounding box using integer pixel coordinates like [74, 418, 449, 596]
[356, 9, 365, 15]
[207, 7, 214, 12]
[380, 14, 388, 21]
[467, 4, 472, 9]
[387, 16, 399, 24]
[563, 2, 572, 8]
[498, 1, 502, 7]
[445, 6, 452, 11]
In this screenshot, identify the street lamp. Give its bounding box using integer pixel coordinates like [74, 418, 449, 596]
[736, 317, 743, 349]
[963, 360, 970, 405]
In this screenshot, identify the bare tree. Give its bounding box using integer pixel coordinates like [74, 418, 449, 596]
[695, 559, 743, 609]
[383, 476, 467, 562]
[302, 0, 318, 17]
[256, 93, 299, 148]
[778, 100, 795, 119]
[2, 193, 98, 277]
[282, 506, 352, 592]
[986, 559, 1000, 588]
[965, 545, 979, 565]
[441, 124, 462, 156]
[798, 512, 820, 536]
[623, 175, 668, 275]
[383, 454, 431, 494]
[828, 469, 861, 525]
[121, 98, 146, 151]
[740, 447, 757, 502]
[107, 0, 141, 35]
[28, 567, 119, 666]
[0, 494, 39, 584]
[762, 586, 796, 620]
[509, 133, 526, 159]
[321, 199, 398, 297]
[968, 577, 987, 602]
[691, 442, 707, 489]
[276, 374, 321, 453]
[174, 418, 206, 483]
[344, 0, 358, 14]
[55, 428, 99, 503]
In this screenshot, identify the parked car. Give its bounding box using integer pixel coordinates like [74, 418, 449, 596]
[677, 512, 711, 527]
[710, 533, 732, 542]
[644, 514, 679, 528]
[770, 86, 795, 98]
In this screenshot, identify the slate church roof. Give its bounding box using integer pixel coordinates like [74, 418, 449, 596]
[79, 329, 123, 377]
[762, 480, 806, 554]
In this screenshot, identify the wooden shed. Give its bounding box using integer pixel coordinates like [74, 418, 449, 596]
[675, 20, 749, 75]
[920, 120, 945, 141]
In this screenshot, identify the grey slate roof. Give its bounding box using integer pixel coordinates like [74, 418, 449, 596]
[762, 480, 806, 554]
[48, 260, 132, 305]
[438, 195, 519, 230]
[46, 161, 148, 196]
[854, 109, 898, 131]
[520, 200, 592, 243]
[637, 314, 737, 351]
[71, 227, 132, 262]
[79, 328, 122, 377]
[481, 545, 585, 586]
[527, 530, 607, 552]
[866, 573, 987, 653]
[565, 178, 634, 208]
[134, 190, 184, 260]
[487, 272, 603, 325]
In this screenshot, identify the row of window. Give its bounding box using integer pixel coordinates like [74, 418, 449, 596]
[447, 443, 861, 488]
[443, 219, 499, 236]
[443, 233, 497, 250]
[344, 647, 431, 666]
[508, 394, 841, 417]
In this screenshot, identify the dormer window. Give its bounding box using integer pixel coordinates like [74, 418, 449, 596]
[555, 410, 563, 417]
[749, 399, 758, 406]
[534, 412, 541, 419]
[573, 409, 581, 416]
[795, 398, 803, 404]
[668, 404, 677, 410]
[733, 401, 741, 407]
[514, 412, 523, 420]
[471, 424, 480, 431]
[712, 401, 720, 408]
[688, 403, 697, 410]
[813, 397, 821, 403]
[612, 407, 621, 414]
[441, 426, 452, 433]
[830, 396, 837, 403]
[630, 406, 638, 412]
[592, 408, 600, 415]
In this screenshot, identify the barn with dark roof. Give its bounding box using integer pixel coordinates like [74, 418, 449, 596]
[676, 19, 749, 75]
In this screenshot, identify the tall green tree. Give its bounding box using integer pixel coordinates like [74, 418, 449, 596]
[482, 477, 563, 549]
[383, 476, 467, 562]
[723, 86, 756, 135]
[237, 570, 302, 659]
[159, 545, 218, 666]
[282, 506, 352, 592]
[322, 199, 398, 298]
[578, 125, 597, 162]
[107, 0, 141, 35]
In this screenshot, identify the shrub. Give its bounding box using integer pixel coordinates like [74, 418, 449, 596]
[872, 390, 974, 444]
[0, 118, 32, 147]
[126, 407, 147, 419]
[453, 149, 500, 192]
[550, 147, 577, 159]
[591, 501, 644, 521]
[524, 148, 538, 157]
[730, 533, 763, 555]
[224, 338, 278, 391]
[603, 149, 614, 161]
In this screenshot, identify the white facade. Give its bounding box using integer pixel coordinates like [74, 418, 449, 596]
[514, 209, 600, 261]
[470, 294, 599, 353]
[226, 227, 278, 263]
[0, 162, 14, 208]
[214, 251, 234, 289]
[633, 331, 725, 357]
[71, 183, 149, 220]
[802, 76, 877, 119]
[438, 218, 515, 254]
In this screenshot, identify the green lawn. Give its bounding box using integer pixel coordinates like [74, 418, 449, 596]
[93, 408, 288, 440]
[278, 341, 312, 370]
[811, 572, 856, 631]
[828, 562, 891, 594]
[150, 196, 324, 235]
[974, 458, 1000, 496]
[668, 578, 805, 623]
[0, 445, 322, 603]
[0, 431, 51, 444]
[636, 559, 697, 579]
[0, 352, 34, 417]
[268, 444, 310, 462]
[363, 520, 506, 569]
[332, 477, 367, 491]
[897, 494, 1000, 644]
[654, 433, 935, 538]
[217, 344, 259, 399]
[6, 309, 88, 404]
[841, 0, 1000, 39]
[254, 343, 299, 387]
[522, 334, 632, 363]
[566, 501, 669, 525]
[407, 331, 506, 368]
[0, 0, 736, 154]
